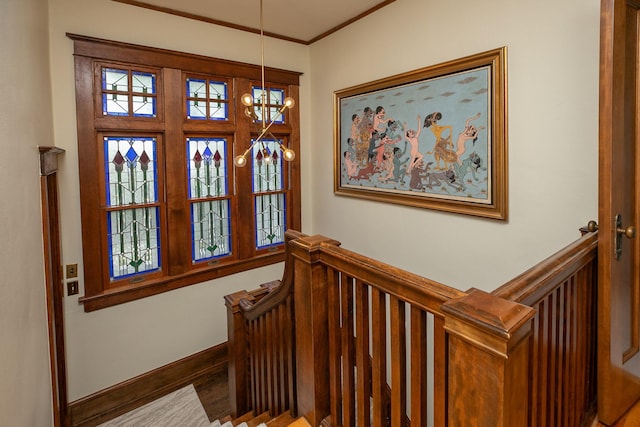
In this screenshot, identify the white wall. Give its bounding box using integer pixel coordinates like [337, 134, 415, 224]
[309, 0, 600, 291]
[47, 0, 600, 405]
[48, 0, 312, 401]
[0, 0, 55, 425]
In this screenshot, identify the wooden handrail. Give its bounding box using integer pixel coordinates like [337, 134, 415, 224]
[493, 231, 598, 304]
[238, 230, 307, 321]
[304, 239, 467, 314]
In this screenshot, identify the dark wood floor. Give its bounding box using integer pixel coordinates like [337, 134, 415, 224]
[192, 363, 231, 422]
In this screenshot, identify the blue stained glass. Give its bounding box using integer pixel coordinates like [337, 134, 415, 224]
[103, 68, 128, 91]
[186, 78, 228, 120]
[132, 96, 156, 118]
[187, 137, 231, 263]
[102, 94, 130, 116]
[209, 81, 227, 101]
[132, 72, 156, 94]
[107, 207, 161, 280]
[209, 103, 228, 121]
[187, 78, 206, 98]
[104, 137, 158, 207]
[249, 86, 286, 124]
[269, 88, 284, 105]
[187, 138, 228, 198]
[126, 146, 138, 164]
[255, 193, 286, 249]
[102, 68, 157, 117]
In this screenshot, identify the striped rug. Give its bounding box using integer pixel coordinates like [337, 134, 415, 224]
[97, 384, 211, 427]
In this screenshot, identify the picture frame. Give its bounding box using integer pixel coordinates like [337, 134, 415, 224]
[334, 47, 508, 220]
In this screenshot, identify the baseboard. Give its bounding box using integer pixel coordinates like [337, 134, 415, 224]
[67, 343, 227, 427]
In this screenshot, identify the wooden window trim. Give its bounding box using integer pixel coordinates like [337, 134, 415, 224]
[69, 34, 301, 311]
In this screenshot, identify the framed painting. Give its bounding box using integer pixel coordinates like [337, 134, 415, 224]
[334, 47, 508, 220]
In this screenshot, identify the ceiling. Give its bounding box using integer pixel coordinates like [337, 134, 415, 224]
[113, 0, 397, 44]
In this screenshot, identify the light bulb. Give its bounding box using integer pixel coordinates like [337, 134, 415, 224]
[283, 148, 296, 161]
[234, 155, 247, 167]
[240, 93, 254, 107]
[262, 147, 272, 163]
[283, 97, 295, 108]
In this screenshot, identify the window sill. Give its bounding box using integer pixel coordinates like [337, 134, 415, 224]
[79, 251, 285, 311]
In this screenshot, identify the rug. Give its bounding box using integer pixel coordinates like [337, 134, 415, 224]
[98, 384, 211, 427]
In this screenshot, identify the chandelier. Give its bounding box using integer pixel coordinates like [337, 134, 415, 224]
[234, 0, 296, 168]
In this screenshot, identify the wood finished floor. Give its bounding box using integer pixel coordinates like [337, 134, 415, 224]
[192, 365, 231, 422]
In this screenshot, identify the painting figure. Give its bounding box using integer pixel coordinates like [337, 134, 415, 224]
[379, 142, 408, 183]
[424, 111, 456, 169]
[403, 115, 424, 174]
[455, 112, 485, 164]
[343, 151, 359, 179]
[373, 106, 393, 134]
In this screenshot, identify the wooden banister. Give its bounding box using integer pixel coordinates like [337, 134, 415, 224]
[225, 230, 307, 418]
[493, 231, 599, 426]
[226, 229, 599, 426]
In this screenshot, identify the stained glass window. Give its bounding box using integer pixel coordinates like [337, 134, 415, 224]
[252, 139, 286, 248]
[186, 78, 229, 120]
[187, 137, 231, 262]
[101, 68, 157, 118]
[73, 40, 300, 309]
[249, 86, 286, 124]
[104, 136, 161, 280]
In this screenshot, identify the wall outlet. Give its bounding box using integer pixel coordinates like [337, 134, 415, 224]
[66, 264, 78, 279]
[67, 281, 79, 296]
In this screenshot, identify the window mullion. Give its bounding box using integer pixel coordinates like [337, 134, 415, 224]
[164, 68, 191, 275]
[234, 78, 257, 259]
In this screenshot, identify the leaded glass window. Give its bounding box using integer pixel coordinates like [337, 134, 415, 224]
[72, 36, 300, 310]
[101, 67, 157, 118]
[249, 86, 286, 124]
[104, 136, 161, 280]
[186, 78, 229, 120]
[252, 139, 286, 248]
[187, 137, 232, 262]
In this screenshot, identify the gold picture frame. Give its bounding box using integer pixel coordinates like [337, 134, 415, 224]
[334, 47, 508, 220]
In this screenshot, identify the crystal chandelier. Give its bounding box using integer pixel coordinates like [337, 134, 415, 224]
[234, 0, 296, 168]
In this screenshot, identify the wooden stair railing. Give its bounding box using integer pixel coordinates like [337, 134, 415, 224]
[492, 230, 599, 426]
[288, 234, 535, 426]
[225, 230, 305, 419]
[226, 228, 599, 426]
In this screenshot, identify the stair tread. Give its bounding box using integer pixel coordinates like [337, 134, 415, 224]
[266, 412, 296, 426]
[286, 418, 311, 427]
[245, 411, 272, 426]
[216, 411, 309, 427]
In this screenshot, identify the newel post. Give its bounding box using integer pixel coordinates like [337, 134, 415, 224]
[289, 235, 340, 427]
[441, 289, 535, 426]
[224, 290, 256, 418]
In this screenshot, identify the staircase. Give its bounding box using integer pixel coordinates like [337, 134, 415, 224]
[212, 411, 311, 427]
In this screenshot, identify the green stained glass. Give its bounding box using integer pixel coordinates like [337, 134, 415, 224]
[187, 137, 231, 262]
[255, 193, 285, 249]
[105, 136, 160, 280]
[191, 200, 231, 261]
[252, 140, 284, 193]
[108, 207, 161, 280]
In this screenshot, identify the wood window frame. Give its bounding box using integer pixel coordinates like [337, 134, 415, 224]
[68, 34, 301, 311]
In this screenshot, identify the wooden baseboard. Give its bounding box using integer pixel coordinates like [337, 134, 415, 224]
[67, 343, 227, 427]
